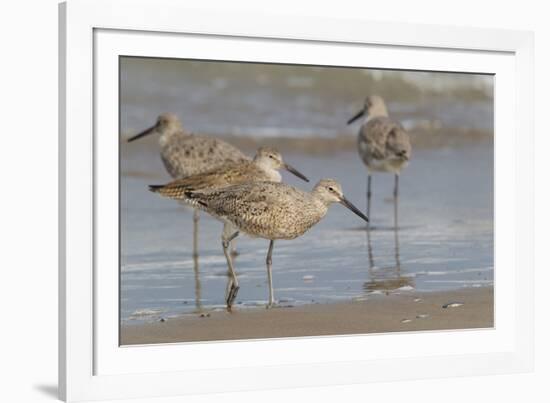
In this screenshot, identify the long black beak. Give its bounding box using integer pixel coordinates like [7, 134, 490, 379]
[127, 124, 157, 143]
[283, 163, 309, 182]
[340, 195, 369, 222]
[347, 109, 365, 125]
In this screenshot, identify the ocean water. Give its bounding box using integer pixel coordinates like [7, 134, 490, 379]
[121, 145, 493, 323]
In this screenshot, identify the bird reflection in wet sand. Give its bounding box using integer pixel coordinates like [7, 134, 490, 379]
[363, 212, 413, 295]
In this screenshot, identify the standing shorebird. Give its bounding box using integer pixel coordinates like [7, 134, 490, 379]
[148, 146, 309, 199]
[126, 113, 249, 256]
[174, 179, 368, 309]
[347, 95, 412, 226]
[149, 146, 309, 286]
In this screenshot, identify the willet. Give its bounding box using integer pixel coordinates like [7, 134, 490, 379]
[148, 146, 309, 200]
[180, 179, 368, 309]
[149, 146, 309, 267]
[127, 113, 249, 256]
[347, 95, 412, 225]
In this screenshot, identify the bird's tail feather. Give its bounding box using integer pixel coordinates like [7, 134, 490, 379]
[148, 184, 164, 193]
[149, 184, 208, 209]
[148, 183, 189, 200]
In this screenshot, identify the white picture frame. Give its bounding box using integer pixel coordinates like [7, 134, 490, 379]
[59, 0, 534, 401]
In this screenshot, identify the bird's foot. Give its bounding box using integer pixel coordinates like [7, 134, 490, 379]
[265, 299, 276, 309]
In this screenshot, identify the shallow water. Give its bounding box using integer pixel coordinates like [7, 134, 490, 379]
[121, 145, 493, 323]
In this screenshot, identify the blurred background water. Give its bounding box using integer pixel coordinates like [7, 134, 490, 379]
[121, 58, 493, 141]
[120, 57, 493, 323]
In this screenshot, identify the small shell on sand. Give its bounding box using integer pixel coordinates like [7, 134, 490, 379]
[413, 298, 422, 302]
[302, 275, 315, 281]
[442, 302, 464, 309]
[416, 314, 429, 319]
[401, 319, 412, 323]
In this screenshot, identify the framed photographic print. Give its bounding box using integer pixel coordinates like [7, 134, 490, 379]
[59, 0, 534, 401]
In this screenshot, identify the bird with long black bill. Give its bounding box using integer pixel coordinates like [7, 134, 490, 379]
[176, 179, 368, 310]
[149, 146, 310, 304]
[127, 113, 249, 256]
[347, 95, 411, 227]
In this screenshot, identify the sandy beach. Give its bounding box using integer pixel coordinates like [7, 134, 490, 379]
[121, 287, 493, 345]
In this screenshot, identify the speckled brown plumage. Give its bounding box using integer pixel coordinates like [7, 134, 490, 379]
[358, 116, 411, 168]
[160, 134, 249, 178]
[150, 160, 275, 202]
[180, 179, 367, 309]
[185, 181, 339, 240]
[127, 113, 250, 257]
[150, 147, 307, 206]
[127, 113, 249, 179]
[351, 95, 412, 173]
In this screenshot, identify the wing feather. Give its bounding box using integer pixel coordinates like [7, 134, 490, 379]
[358, 116, 411, 163]
[161, 134, 249, 178]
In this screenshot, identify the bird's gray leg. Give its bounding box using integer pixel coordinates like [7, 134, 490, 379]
[222, 223, 240, 310]
[192, 209, 200, 259]
[393, 174, 399, 230]
[366, 174, 372, 228]
[223, 234, 240, 309]
[266, 240, 275, 308]
[193, 252, 202, 311]
[393, 218, 401, 272]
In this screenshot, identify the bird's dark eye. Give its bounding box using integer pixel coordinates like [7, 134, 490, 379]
[328, 187, 334, 192]
[269, 155, 274, 159]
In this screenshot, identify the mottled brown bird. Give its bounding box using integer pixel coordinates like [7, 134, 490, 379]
[183, 179, 368, 309]
[347, 95, 412, 223]
[127, 113, 249, 256]
[148, 146, 309, 202]
[127, 113, 249, 177]
[149, 147, 309, 284]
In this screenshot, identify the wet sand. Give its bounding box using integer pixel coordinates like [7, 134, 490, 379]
[121, 287, 493, 345]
